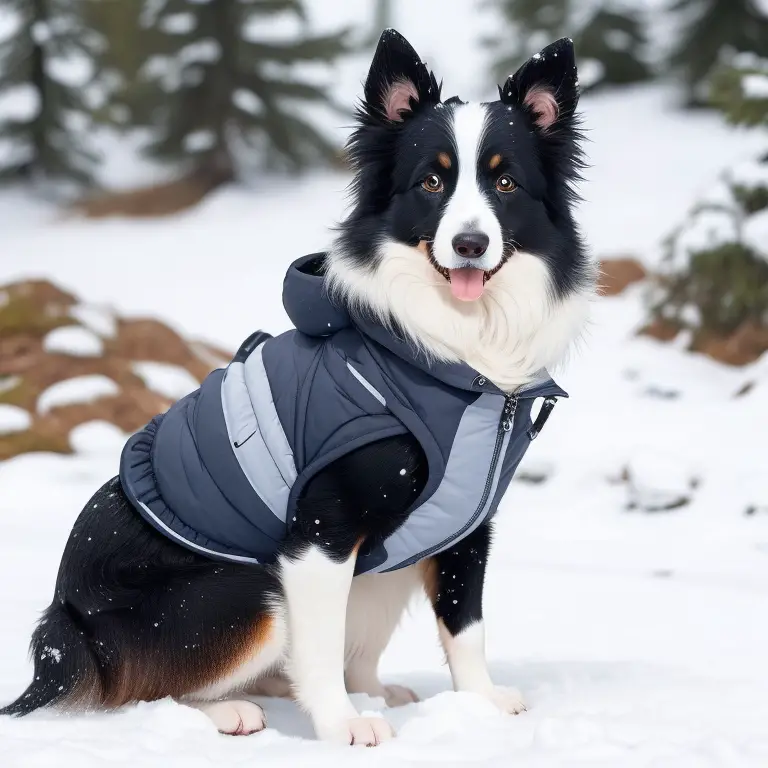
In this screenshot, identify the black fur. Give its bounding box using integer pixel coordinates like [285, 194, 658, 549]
[430, 522, 492, 637]
[1, 435, 427, 715]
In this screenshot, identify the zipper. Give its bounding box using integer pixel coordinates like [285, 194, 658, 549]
[396, 393, 518, 568]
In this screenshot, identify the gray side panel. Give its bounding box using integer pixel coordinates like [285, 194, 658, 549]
[135, 502, 262, 564]
[221, 342, 297, 523]
[368, 392, 507, 573]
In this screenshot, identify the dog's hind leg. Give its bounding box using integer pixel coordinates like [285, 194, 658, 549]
[181, 607, 289, 735]
[343, 565, 424, 707]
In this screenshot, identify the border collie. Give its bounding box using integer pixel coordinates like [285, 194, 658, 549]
[1, 30, 593, 746]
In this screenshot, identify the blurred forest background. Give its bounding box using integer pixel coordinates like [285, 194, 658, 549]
[1, 0, 767, 361]
[1, 0, 767, 460]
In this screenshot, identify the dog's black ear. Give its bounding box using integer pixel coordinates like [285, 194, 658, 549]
[499, 38, 579, 132]
[364, 29, 441, 122]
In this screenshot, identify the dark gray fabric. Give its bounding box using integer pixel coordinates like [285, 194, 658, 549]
[120, 252, 568, 573]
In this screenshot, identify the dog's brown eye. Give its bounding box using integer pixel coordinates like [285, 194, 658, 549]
[496, 174, 517, 193]
[422, 174, 443, 193]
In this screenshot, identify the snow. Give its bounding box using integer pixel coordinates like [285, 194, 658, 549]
[30, 20, 51, 45]
[1, 14, 768, 763]
[742, 208, 768, 259]
[37, 375, 119, 415]
[179, 39, 222, 66]
[729, 159, 768, 188]
[69, 421, 128, 455]
[43, 325, 104, 357]
[668, 206, 739, 268]
[242, 9, 302, 44]
[69, 304, 118, 339]
[232, 88, 263, 116]
[0, 7, 22, 42]
[159, 12, 197, 35]
[46, 50, 95, 89]
[623, 447, 699, 512]
[742, 73, 768, 99]
[131, 361, 200, 400]
[0, 405, 31, 435]
[0, 85, 41, 123]
[0, 375, 21, 396]
[579, 58, 607, 90]
[183, 130, 216, 153]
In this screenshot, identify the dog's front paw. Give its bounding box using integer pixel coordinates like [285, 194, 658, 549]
[383, 684, 419, 707]
[315, 716, 394, 746]
[485, 686, 527, 715]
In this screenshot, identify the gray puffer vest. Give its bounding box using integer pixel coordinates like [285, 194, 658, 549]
[120, 253, 566, 574]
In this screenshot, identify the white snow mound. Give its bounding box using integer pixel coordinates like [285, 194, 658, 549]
[38, 375, 119, 414]
[43, 326, 104, 357]
[132, 361, 199, 401]
[0, 405, 31, 435]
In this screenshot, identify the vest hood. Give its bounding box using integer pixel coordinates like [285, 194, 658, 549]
[282, 253, 352, 337]
[282, 252, 567, 399]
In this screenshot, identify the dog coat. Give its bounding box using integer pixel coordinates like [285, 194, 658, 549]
[120, 253, 567, 574]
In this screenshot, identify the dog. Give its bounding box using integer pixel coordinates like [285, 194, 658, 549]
[1, 30, 593, 746]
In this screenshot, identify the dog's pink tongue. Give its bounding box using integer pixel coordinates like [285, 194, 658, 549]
[449, 268, 485, 301]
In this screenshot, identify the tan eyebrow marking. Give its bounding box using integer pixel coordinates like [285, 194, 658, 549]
[489, 153, 502, 170]
[437, 152, 452, 169]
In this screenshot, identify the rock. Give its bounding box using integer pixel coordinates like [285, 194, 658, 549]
[691, 321, 768, 367]
[638, 318, 680, 343]
[639, 318, 768, 367]
[0, 279, 232, 461]
[110, 319, 216, 382]
[598, 258, 647, 296]
[621, 449, 699, 513]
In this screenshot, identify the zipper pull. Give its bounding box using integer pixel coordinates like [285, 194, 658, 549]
[501, 395, 518, 432]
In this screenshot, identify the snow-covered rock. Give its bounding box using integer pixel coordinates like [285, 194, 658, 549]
[43, 325, 104, 357]
[69, 421, 128, 454]
[623, 449, 699, 513]
[132, 361, 199, 401]
[0, 405, 31, 435]
[37, 375, 119, 414]
[69, 304, 117, 338]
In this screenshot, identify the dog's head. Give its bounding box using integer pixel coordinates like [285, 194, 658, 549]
[328, 30, 595, 390]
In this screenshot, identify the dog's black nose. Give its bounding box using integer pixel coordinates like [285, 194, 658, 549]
[452, 232, 489, 258]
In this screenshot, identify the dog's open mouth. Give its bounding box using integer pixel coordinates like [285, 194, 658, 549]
[423, 243, 505, 302]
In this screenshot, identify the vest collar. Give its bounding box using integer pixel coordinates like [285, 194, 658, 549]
[282, 252, 567, 399]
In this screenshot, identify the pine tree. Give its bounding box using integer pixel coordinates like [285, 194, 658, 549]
[669, 0, 768, 105]
[648, 52, 768, 364]
[81, 0, 151, 127]
[142, 0, 349, 183]
[0, 0, 95, 184]
[487, 0, 651, 91]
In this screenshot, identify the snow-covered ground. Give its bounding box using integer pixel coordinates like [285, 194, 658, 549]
[1, 62, 768, 768]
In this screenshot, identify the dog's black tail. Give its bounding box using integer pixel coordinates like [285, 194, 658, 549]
[1, 601, 101, 716]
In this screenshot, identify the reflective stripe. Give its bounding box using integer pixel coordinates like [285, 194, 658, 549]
[369, 393, 509, 573]
[346, 362, 387, 406]
[221, 342, 297, 523]
[136, 501, 261, 564]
